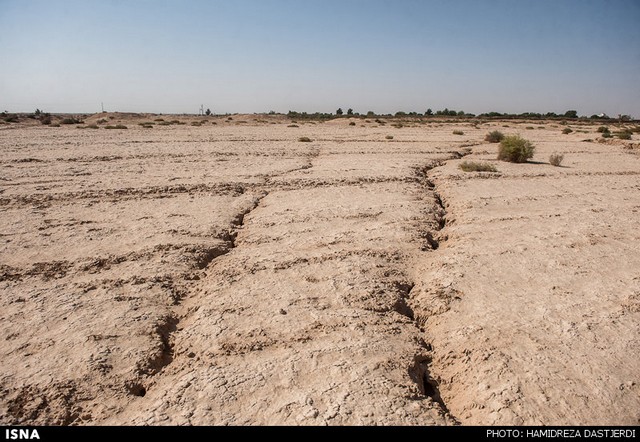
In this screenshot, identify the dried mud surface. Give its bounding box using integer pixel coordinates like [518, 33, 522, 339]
[1, 116, 638, 425]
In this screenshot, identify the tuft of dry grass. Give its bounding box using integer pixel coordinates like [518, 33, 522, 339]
[453, 130, 464, 135]
[298, 137, 312, 142]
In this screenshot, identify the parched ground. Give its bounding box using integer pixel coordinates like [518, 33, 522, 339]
[0, 115, 638, 425]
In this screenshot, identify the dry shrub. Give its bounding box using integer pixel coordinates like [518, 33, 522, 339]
[549, 153, 564, 167]
[459, 161, 498, 172]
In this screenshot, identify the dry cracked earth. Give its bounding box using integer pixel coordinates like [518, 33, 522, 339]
[0, 115, 639, 426]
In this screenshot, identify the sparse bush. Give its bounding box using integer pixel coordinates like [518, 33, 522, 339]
[349, 121, 356, 126]
[4, 115, 19, 123]
[385, 135, 394, 140]
[191, 121, 202, 126]
[158, 121, 171, 126]
[50, 123, 60, 127]
[459, 161, 498, 172]
[453, 130, 464, 135]
[40, 116, 51, 125]
[562, 128, 573, 134]
[298, 137, 312, 142]
[597, 126, 609, 133]
[288, 124, 299, 128]
[97, 119, 108, 124]
[549, 153, 564, 167]
[498, 135, 535, 163]
[86, 124, 99, 129]
[602, 132, 612, 138]
[61, 117, 83, 125]
[526, 126, 535, 130]
[105, 124, 127, 129]
[616, 132, 632, 140]
[154, 118, 164, 122]
[485, 130, 505, 143]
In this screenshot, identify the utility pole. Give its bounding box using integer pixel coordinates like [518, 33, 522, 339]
[101, 102, 105, 113]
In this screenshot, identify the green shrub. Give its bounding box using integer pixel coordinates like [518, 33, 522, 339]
[498, 135, 535, 163]
[385, 135, 394, 140]
[549, 153, 564, 167]
[288, 124, 299, 128]
[104, 124, 127, 129]
[298, 137, 312, 142]
[453, 130, 464, 135]
[459, 161, 498, 172]
[484, 130, 504, 143]
[562, 128, 573, 134]
[597, 126, 609, 133]
[602, 132, 612, 138]
[154, 118, 164, 122]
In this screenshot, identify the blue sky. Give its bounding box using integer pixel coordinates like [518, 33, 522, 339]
[1, 0, 639, 116]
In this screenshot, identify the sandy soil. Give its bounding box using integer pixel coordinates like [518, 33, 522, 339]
[0, 115, 638, 425]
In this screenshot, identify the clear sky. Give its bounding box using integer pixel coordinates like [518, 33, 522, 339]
[1, 0, 639, 116]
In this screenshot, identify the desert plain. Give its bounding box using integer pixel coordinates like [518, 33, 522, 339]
[0, 114, 638, 426]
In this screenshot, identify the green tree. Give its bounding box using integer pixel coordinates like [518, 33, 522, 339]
[347, 108, 353, 116]
[336, 108, 343, 116]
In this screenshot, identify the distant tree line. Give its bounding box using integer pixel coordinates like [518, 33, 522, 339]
[285, 108, 631, 121]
